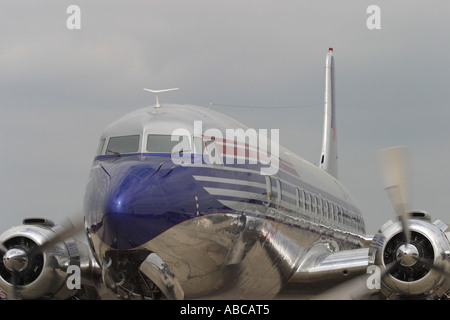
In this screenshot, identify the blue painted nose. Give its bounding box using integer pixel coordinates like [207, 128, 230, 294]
[85, 158, 193, 250]
[102, 173, 152, 249]
[101, 169, 174, 250]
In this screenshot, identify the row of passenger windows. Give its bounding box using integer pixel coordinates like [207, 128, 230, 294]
[266, 177, 364, 231]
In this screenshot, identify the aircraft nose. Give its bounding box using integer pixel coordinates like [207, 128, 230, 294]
[85, 159, 187, 250]
[101, 173, 162, 250]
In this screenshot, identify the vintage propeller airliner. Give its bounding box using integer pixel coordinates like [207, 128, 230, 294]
[1, 49, 449, 300]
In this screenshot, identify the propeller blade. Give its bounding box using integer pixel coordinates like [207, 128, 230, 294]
[379, 146, 412, 244]
[9, 270, 18, 300]
[413, 256, 450, 279]
[312, 273, 375, 300]
[27, 215, 84, 258]
[0, 242, 7, 257]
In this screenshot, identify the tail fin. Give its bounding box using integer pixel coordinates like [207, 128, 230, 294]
[319, 48, 338, 179]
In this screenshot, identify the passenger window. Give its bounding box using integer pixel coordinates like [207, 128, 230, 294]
[299, 190, 305, 210]
[265, 176, 272, 201]
[337, 207, 342, 223]
[147, 134, 190, 153]
[106, 135, 140, 155]
[276, 179, 282, 202]
[323, 200, 329, 218]
[312, 195, 317, 214]
[305, 193, 311, 212]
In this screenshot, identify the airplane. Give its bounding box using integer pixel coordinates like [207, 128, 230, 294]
[0, 48, 449, 300]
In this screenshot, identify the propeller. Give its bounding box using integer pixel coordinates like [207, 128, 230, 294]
[0, 214, 84, 299]
[379, 146, 412, 244]
[316, 147, 425, 299]
[376, 147, 450, 293]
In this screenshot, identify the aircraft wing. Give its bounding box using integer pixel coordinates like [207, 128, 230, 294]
[274, 242, 375, 299]
[292, 247, 370, 284]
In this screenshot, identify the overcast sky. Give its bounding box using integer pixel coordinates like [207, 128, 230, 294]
[1, 1, 450, 235]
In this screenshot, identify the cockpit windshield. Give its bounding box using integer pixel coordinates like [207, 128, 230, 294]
[100, 134, 192, 156]
[146, 134, 190, 153]
[106, 135, 140, 155]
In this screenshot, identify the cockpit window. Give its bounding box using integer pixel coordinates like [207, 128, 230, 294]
[106, 135, 140, 155]
[147, 134, 190, 153]
[96, 138, 106, 156]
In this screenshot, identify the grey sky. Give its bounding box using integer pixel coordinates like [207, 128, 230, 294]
[1, 1, 450, 235]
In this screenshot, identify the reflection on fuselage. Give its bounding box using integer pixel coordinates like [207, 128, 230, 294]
[83, 104, 366, 299]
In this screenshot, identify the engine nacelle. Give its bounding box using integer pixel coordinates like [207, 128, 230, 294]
[369, 213, 450, 299]
[0, 218, 95, 299]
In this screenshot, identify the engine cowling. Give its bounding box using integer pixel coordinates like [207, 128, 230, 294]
[369, 213, 450, 299]
[0, 218, 95, 299]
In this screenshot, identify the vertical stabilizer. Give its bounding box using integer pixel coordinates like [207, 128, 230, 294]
[319, 48, 338, 179]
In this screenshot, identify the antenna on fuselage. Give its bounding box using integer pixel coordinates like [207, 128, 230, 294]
[143, 88, 179, 108]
